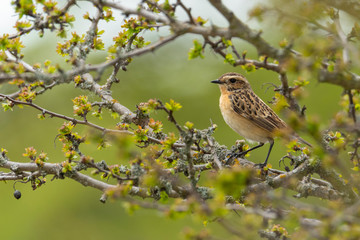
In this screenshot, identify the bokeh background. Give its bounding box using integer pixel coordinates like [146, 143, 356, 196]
[0, 1, 343, 239]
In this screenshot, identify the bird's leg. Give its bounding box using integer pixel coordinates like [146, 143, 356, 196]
[226, 142, 265, 165]
[255, 140, 274, 168]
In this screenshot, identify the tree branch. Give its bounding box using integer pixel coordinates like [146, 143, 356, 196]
[208, 0, 283, 58]
[321, 0, 360, 20]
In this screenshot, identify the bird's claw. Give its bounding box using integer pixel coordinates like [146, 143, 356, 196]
[225, 153, 236, 165]
[225, 151, 246, 165]
[254, 162, 267, 169]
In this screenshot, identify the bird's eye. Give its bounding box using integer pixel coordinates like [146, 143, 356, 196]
[229, 78, 236, 83]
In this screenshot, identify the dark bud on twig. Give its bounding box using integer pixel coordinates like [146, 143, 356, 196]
[13, 190, 21, 200]
[263, 56, 268, 65]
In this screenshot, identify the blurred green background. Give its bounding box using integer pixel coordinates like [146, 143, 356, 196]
[0, 1, 344, 239]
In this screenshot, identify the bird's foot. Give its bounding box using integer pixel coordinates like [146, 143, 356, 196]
[254, 162, 267, 169]
[225, 151, 246, 165]
[225, 153, 236, 165]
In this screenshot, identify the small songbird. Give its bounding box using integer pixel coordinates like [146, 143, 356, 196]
[211, 72, 311, 167]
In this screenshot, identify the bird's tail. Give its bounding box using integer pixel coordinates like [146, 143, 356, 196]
[275, 128, 312, 148]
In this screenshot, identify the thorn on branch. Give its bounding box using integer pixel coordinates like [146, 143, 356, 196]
[279, 73, 301, 113]
[231, 45, 241, 59]
[263, 56, 268, 65]
[242, 51, 247, 60]
[174, 0, 196, 25]
[301, 105, 307, 117]
[346, 90, 357, 123]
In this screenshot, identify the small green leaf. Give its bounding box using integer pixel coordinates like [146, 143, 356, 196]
[188, 39, 204, 60]
[37, 114, 45, 120]
[162, 133, 177, 150]
[279, 38, 288, 48]
[111, 112, 119, 119]
[92, 111, 102, 119]
[195, 16, 208, 25]
[248, 6, 265, 21]
[2, 102, 13, 112]
[222, 38, 232, 47]
[352, 166, 359, 172]
[355, 103, 360, 111]
[184, 121, 194, 130]
[134, 126, 149, 142]
[159, 191, 169, 203]
[327, 63, 335, 72]
[72, 95, 92, 117]
[242, 63, 256, 72]
[149, 118, 163, 133]
[273, 93, 290, 112]
[224, 53, 236, 65]
[165, 99, 182, 112]
[294, 77, 310, 87]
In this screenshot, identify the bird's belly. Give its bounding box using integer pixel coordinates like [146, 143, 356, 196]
[220, 102, 272, 144]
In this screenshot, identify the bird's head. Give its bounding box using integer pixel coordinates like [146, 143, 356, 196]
[211, 72, 251, 93]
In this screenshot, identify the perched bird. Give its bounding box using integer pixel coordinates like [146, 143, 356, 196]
[211, 72, 311, 167]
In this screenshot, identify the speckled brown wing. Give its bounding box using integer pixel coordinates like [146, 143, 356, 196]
[229, 89, 287, 133]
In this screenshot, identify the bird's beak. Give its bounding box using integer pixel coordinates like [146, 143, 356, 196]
[211, 79, 223, 84]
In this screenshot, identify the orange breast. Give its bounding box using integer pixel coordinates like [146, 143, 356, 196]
[219, 94, 273, 143]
